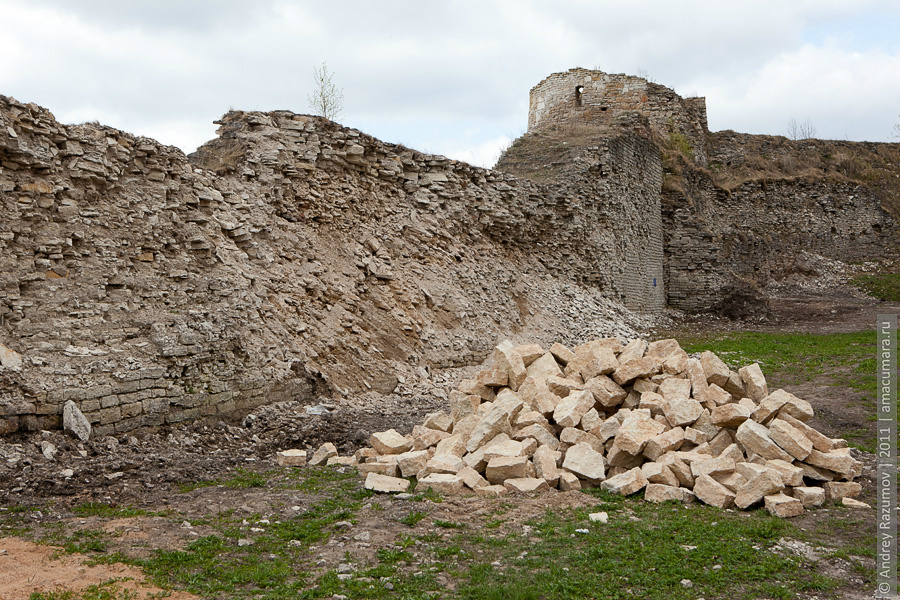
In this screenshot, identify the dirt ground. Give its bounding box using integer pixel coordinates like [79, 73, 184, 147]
[0, 283, 891, 599]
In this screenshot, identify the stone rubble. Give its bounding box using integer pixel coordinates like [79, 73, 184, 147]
[293, 337, 862, 518]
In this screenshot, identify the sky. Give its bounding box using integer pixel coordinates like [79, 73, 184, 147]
[1, 1, 898, 168]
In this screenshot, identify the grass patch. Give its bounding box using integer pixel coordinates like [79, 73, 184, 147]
[399, 511, 427, 527]
[71, 503, 168, 519]
[29, 579, 138, 600]
[851, 272, 900, 301]
[178, 467, 270, 493]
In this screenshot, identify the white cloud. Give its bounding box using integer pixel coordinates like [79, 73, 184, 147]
[0, 0, 897, 161]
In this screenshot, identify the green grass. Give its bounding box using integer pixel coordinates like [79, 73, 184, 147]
[851, 272, 900, 301]
[178, 467, 270, 493]
[71, 503, 169, 519]
[399, 511, 427, 527]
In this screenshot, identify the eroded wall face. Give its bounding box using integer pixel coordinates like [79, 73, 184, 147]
[0, 96, 658, 435]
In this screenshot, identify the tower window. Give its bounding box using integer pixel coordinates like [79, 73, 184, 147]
[575, 85, 584, 106]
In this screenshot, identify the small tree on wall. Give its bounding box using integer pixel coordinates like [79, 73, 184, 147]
[307, 62, 344, 121]
[786, 117, 817, 140]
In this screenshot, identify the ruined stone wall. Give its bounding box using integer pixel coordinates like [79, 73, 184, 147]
[527, 68, 709, 166]
[0, 96, 654, 436]
[664, 174, 899, 311]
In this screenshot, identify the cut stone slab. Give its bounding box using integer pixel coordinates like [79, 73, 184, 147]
[705, 384, 732, 406]
[804, 448, 861, 479]
[658, 377, 692, 402]
[558, 471, 582, 491]
[357, 460, 400, 478]
[547, 376, 583, 398]
[458, 466, 489, 490]
[614, 413, 666, 455]
[823, 481, 862, 500]
[791, 486, 826, 508]
[423, 411, 453, 433]
[275, 449, 307, 467]
[475, 484, 509, 498]
[767, 418, 813, 461]
[485, 456, 529, 484]
[690, 455, 736, 478]
[647, 338, 682, 359]
[553, 390, 595, 428]
[700, 351, 731, 387]
[693, 473, 735, 508]
[561, 443, 606, 482]
[739, 363, 768, 401]
[417, 473, 465, 495]
[424, 455, 465, 475]
[734, 469, 785, 509]
[764, 459, 804, 487]
[550, 342, 576, 366]
[579, 347, 619, 380]
[600, 467, 648, 496]
[494, 342, 528, 391]
[617, 339, 648, 364]
[63, 400, 91, 442]
[643, 427, 685, 461]
[370, 429, 413, 455]
[364, 473, 410, 493]
[710, 403, 751, 428]
[642, 462, 680, 487]
[645, 483, 685, 503]
[662, 398, 704, 428]
[592, 415, 621, 442]
[514, 343, 546, 366]
[842, 498, 870, 509]
[778, 412, 834, 452]
[396, 450, 430, 477]
[310, 442, 338, 466]
[526, 352, 563, 382]
[776, 394, 814, 422]
[532, 445, 561, 487]
[584, 375, 628, 408]
[465, 405, 513, 453]
[612, 356, 663, 386]
[751, 389, 793, 424]
[513, 423, 560, 451]
[735, 420, 793, 462]
[482, 439, 525, 461]
[764, 493, 804, 518]
[476, 368, 508, 388]
[412, 426, 450, 451]
[504, 477, 551, 494]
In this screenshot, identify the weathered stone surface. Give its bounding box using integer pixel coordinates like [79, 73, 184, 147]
[644, 483, 685, 503]
[418, 473, 465, 495]
[504, 477, 551, 494]
[357, 460, 400, 477]
[579, 347, 619, 380]
[475, 484, 509, 498]
[686, 358, 709, 402]
[396, 450, 430, 477]
[477, 369, 509, 388]
[750, 389, 793, 424]
[494, 342, 528, 391]
[458, 465, 489, 490]
[643, 427, 685, 461]
[558, 471, 582, 491]
[735, 420, 793, 462]
[791, 486, 826, 508]
[310, 442, 338, 466]
[424, 454, 465, 475]
[764, 493, 804, 518]
[615, 412, 666, 455]
[584, 375, 628, 408]
[647, 339, 682, 359]
[642, 461, 680, 487]
[434, 434, 467, 457]
[617, 339, 648, 364]
[275, 449, 307, 467]
[658, 377, 692, 401]
[805, 448, 861, 479]
[485, 456, 529, 484]
[466, 405, 513, 453]
[764, 459, 804, 487]
[592, 415, 621, 442]
[549, 342, 576, 366]
[513, 423, 560, 450]
[690, 455, 736, 478]
[412, 426, 450, 450]
[823, 481, 862, 500]
[776, 395, 815, 422]
[63, 400, 91, 442]
[423, 411, 453, 433]
[739, 363, 768, 402]
[612, 356, 663, 385]
[553, 390, 595, 428]
[734, 469, 785, 509]
[692, 473, 735, 508]
[526, 352, 564, 382]
[600, 467, 647, 496]
[778, 413, 834, 452]
[0, 343, 23, 370]
[705, 384, 732, 406]
[709, 403, 750, 428]
[532, 445, 561, 487]
[514, 344, 546, 366]
[700, 351, 731, 387]
[662, 397, 703, 427]
[561, 443, 606, 482]
[364, 473, 410, 493]
[370, 429, 414, 455]
[767, 418, 813, 461]
[841, 498, 870, 509]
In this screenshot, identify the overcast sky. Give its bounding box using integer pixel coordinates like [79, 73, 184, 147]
[1, 1, 898, 167]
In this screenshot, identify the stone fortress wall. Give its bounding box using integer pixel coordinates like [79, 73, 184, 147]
[0, 67, 897, 436]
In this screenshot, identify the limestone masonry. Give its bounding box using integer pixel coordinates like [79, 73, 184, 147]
[0, 68, 898, 435]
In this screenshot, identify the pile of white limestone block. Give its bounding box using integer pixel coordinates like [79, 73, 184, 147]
[279, 338, 864, 517]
